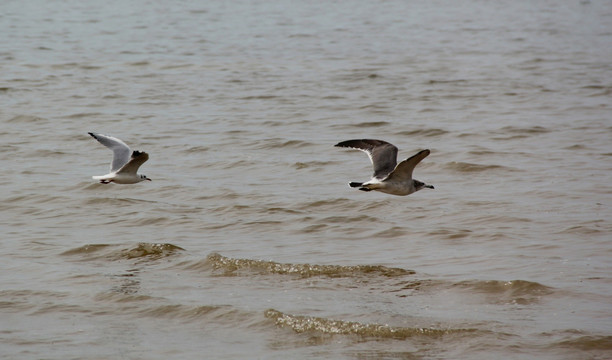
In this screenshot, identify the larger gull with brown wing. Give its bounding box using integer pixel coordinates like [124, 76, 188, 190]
[335, 139, 433, 196]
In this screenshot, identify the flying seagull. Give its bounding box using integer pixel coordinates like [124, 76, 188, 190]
[335, 139, 433, 196]
[88, 132, 151, 184]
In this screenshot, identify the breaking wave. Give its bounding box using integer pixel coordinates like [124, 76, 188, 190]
[265, 309, 478, 339]
[183, 253, 415, 278]
[62, 243, 185, 261]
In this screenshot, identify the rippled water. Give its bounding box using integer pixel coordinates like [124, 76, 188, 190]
[2, 0, 611, 359]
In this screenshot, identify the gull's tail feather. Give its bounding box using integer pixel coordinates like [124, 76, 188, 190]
[349, 182, 373, 192]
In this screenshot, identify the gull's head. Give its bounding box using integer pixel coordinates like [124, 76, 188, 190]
[140, 174, 152, 182]
[414, 180, 434, 191]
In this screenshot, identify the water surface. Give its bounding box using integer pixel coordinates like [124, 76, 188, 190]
[1, 0, 611, 359]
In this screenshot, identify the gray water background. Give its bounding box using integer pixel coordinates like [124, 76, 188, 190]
[1, 1, 611, 359]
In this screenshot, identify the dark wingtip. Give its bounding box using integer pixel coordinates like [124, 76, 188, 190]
[335, 140, 352, 147]
[336, 139, 391, 149]
[88, 132, 96, 139]
[335, 140, 354, 148]
[407, 149, 431, 160]
[132, 150, 149, 160]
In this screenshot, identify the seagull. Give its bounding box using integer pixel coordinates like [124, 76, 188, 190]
[335, 139, 433, 196]
[88, 132, 151, 184]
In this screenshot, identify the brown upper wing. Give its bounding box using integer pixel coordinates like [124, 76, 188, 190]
[116, 151, 149, 175]
[385, 149, 430, 181]
[335, 139, 398, 179]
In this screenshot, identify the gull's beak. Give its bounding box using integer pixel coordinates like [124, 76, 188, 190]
[146, 177, 152, 181]
[425, 184, 434, 189]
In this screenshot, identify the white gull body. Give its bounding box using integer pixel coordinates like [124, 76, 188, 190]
[88, 132, 151, 184]
[335, 139, 433, 196]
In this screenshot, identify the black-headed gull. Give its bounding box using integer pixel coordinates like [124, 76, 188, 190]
[88, 132, 151, 184]
[335, 139, 433, 196]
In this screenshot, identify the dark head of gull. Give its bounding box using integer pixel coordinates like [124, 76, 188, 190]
[414, 180, 434, 191]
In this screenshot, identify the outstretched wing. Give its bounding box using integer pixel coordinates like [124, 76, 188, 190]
[116, 151, 149, 175]
[88, 132, 131, 172]
[385, 149, 430, 182]
[335, 139, 398, 179]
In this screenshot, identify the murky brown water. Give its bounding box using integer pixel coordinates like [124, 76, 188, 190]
[1, 0, 611, 358]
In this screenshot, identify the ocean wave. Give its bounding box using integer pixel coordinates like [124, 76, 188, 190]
[293, 160, 336, 170]
[296, 198, 352, 211]
[427, 79, 468, 84]
[184, 253, 415, 278]
[87, 293, 248, 323]
[251, 139, 315, 149]
[7, 115, 46, 123]
[491, 125, 551, 140]
[24, 149, 68, 158]
[397, 128, 449, 137]
[349, 121, 390, 128]
[427, 228, 473, 240]
[135, 304, 236, 321]
[83, 197, 158, 206]
[180, 145, 210, 153]
[452, 279, 554, 305]
[62, 243, 185, 261]
[0, 290, 69, 312]
[94, 291, 157, 304]
[373, 226, 409, 238]
[467, 149, 498, 156]
[444, 161, 510, 173]
[318, 214, 380, 224]
[497, 125, 550, 135]
[65, 112, 103, 119]
[265, 309, 478, 339]
[240, 95, 280, 100]
[333, 69, 383, 82]
[559, 220, 608, 235]
[554, 334, 612, 351]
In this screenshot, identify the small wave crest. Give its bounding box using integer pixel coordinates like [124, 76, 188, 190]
[491, 125, 551, 140]
[265, 309, 477, 339]
[350, 121, 390, 128]
[293, 160, 335, 170]
[453, 279, 553, 304]
[189, 253, 414, 278]
[62, 243, 185, 261]
[498, 125, 550, 135]
[135, 304, 235, 321]
[252, 139, 315, 149]
[444, 161, 510, 173]
[0, 290, 69, 312]
[554, 334, 612, 351]
[397, 128, 449, 137]
[7, 115, 46, 123]
[119, 243, 185, 260]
